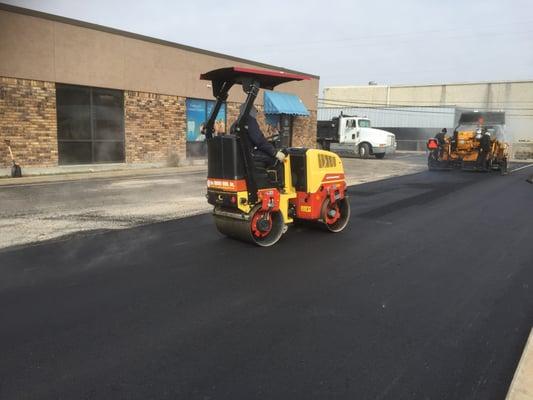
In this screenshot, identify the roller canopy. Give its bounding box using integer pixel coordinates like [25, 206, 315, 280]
[200, 67, 311, 90]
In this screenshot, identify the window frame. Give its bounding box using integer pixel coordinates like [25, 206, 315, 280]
[56, 83, 125, 165]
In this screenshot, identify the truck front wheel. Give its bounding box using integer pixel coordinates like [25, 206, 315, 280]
[317, 141, 330, 151]
[359, 143, 370, 159]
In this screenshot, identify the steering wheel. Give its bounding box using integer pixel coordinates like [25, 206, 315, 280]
[267, 133, 280, 145]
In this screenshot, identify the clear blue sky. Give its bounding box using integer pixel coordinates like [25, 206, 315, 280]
[5, 0, 533, 91]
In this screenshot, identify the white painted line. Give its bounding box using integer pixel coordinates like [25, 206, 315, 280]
[506, 328, 533, 400]
[511, 164, 533, 173]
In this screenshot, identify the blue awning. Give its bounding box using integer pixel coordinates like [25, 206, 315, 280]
[263, 90, 310, 116]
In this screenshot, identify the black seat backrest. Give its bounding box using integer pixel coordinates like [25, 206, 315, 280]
[207, 134, 282, 189]
[207, 135, 245, 180]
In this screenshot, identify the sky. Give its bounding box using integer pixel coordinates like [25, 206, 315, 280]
[4, 0, 533, 93]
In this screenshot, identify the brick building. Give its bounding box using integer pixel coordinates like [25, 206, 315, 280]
[0, 3, 319, 171]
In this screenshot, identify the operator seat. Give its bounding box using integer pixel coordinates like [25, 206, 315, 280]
[252, 152, 284, 189]
[207, 134, 283, 189]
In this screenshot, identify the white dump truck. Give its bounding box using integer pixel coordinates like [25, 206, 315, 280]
[317, 114, 396, 159]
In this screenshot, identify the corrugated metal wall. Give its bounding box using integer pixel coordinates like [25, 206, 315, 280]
[323, 82, 533, 145]
[317, 106, 458, 128]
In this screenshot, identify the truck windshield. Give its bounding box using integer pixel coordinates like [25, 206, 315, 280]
[358, 119, 371, 128]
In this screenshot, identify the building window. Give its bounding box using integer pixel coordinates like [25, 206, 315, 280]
[56, 84, 125, 164]
[186, 98, 226, 157]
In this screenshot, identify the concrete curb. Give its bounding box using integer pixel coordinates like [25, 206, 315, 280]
[0, 159, 208, 179]
[506, 329, 533, 400]
[0, 165, 207, 187]
[0, 162, 166, 179]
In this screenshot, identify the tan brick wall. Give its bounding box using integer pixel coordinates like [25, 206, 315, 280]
[0, 77, 57, 167]
[226, 102, 269, 133]
[124, 91, 186, 165]
[226, 101, 240, 131]
[0, 78, 316, 169]
[292, 110, 317, 148]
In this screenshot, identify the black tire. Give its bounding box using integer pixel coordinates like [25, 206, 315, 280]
[359, 143, 370, 159]
[317, 141, 330, 151]
[375, 153, 385, 159]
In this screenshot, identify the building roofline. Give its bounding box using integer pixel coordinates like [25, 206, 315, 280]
[325, 78, 533, 90]
[0, 2, 320, 80]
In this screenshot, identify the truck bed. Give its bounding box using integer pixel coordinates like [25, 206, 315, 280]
[317, 120, 339, 141]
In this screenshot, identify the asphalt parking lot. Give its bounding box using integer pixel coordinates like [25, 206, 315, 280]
[0, 163, 531, 399]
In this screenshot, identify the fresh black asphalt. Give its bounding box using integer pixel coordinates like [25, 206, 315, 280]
[1, 167, 532, 399]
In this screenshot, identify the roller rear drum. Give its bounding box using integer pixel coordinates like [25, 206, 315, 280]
[213, 205, 285, 247]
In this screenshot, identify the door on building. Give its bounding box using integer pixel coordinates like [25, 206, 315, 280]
[280, 114, 293, 147]
[56, 84, 125, 165]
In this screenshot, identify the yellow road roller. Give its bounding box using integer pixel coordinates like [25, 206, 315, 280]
[200, 67, 350, 246]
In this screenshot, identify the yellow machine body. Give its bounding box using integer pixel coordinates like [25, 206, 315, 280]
[444, 131, 509, 163]
[428, 130, 509, 173]
[207, 148, 350, 246]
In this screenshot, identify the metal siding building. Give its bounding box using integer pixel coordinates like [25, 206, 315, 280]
[318, 106, 458, 128]
[323, 81, 533, 158]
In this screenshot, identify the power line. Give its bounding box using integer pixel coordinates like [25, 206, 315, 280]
[319, 92, 533, 105]
[253, 29, 533, 57]
[318, 103, 456, 115]
[233, 19, 533, 50]
[318, 97, 533, 111]
[317, 99, 533, 118]
[318, 105, 533, 118]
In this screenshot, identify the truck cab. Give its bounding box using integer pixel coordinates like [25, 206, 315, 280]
[317, 115, 396, 159]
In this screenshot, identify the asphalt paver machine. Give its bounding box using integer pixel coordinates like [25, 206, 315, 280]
[427, 111, 509, 174]
[201, 67, 350, 246]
